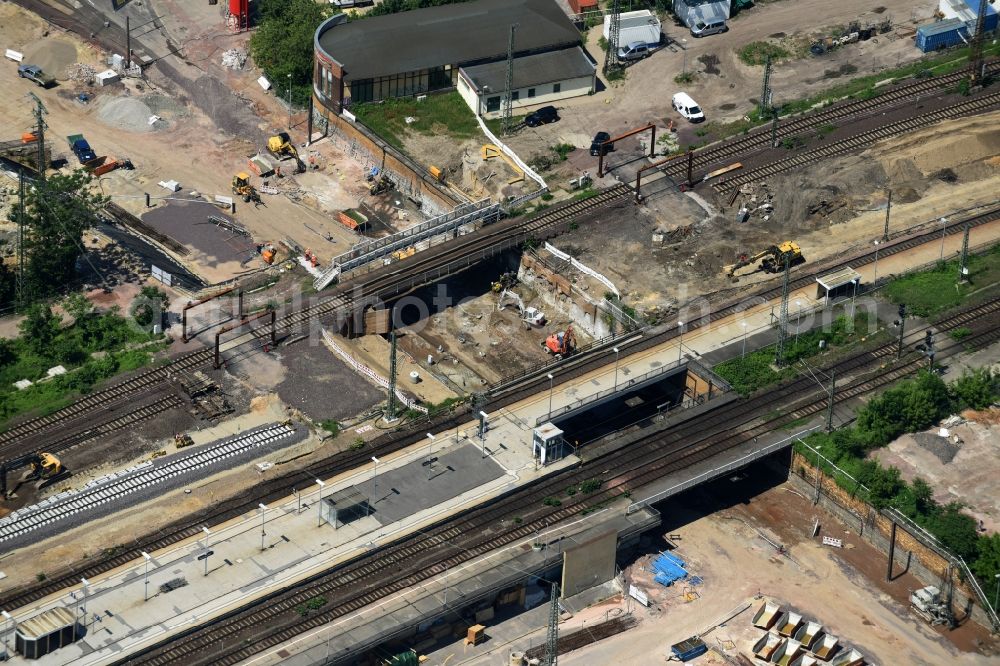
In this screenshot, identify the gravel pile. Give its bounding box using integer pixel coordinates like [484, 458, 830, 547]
[66, 62, 97, 83]
[222, 49, 248, 70]
[96, 96, 157, 133]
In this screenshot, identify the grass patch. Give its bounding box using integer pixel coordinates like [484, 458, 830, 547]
[738, 41, 791, 66]
[353, 91, 483, 151]
[884, 244, 1000, 317]
[319, 419, 340, 436]
[674, 71, 696, 84]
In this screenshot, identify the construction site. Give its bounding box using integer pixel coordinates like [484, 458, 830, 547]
[0, 0, 998, 663]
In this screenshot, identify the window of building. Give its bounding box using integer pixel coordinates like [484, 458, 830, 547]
[553, 83, 561, 93]
[511, 91, 519, 101]
[486, 96, 501, 112]
[527, 88, 535, 98]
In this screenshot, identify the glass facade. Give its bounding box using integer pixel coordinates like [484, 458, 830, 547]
[348, 66, 455, 105]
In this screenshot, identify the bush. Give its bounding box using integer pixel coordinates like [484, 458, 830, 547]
[949, 368, 998, 411]
[738, 41, 791, 66]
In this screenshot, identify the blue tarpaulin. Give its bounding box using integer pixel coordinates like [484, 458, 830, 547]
[652, 552, 688, 586]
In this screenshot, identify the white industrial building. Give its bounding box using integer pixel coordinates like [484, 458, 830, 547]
[938, 0, 998, 31]
[457, 48, 597, 118]
[603, 9, 663, 47]
[672, 0, 731, 30]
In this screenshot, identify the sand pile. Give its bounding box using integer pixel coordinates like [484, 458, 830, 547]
[97, 96, 157, 133]
[21, 39, 77, 79]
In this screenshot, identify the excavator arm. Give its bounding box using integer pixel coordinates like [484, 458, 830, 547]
[725, 247, 776, 277]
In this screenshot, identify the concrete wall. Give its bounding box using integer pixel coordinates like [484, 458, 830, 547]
[561, 529, 618, 597]
[519, 254, 613, 339]
[785, 452, 994, 629]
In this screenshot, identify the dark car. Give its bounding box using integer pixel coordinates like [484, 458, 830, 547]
[590, 131, 613, 156]
[525, 106, 559, 127]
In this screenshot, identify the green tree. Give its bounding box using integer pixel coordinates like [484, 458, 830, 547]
[13, 171, 107, 300]
[249, 0, 330, 104]
[950, 368, 998, 411]
[0, 258, 15, 311]
[866, 465, 903, 509]
[856, 371, 951, 446]
[924, 502, 980, 562]
[18, 305, 61, 356]
[64, 293, 94, 322]
[973, 533, 1000, 586]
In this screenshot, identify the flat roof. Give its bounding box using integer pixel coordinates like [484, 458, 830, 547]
[317, 0, 581, 80]
[16, 607, 76, 639]
[816, 266, 861, 291]
[460, 47, 595, 93]
[325, 486, 366, 508]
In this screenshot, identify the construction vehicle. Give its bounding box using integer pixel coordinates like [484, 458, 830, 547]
[18, 64, 55, 88]
[232, 172, 261, 204]
[67, 134, 98, 164]
[1, 452, 68, 499]
[724, 241, 803, 279]
[498, 289, 546, 327]
[541, 325, 576, 358]
[256, 243, 276, 264]
[266, 132, 304, 172]
[369, 173, 394, 196]
[174, 433, 195, 448]
[910, 586, 953, 627]
[491, 271, 518, 293]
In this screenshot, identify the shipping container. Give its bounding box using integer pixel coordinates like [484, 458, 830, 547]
[670, 636, 707, 662]
[568, 0, 599, 13]
[915, 18, 967, 52]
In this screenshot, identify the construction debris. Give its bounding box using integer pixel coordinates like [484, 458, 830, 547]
[66, 62, 97, 83]
[732, 181, 775, 223]
[221, 49, 248, 70]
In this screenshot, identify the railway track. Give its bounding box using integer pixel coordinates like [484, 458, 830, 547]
[2, 200, 997, 611]
[712, 91, 1000, 193]
[118, 298, 1000, 666]
[653, 60, 999, 183]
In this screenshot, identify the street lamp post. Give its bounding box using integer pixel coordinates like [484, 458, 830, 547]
[939, 217, 947, 261]
[677, 321, 685, 361]
[850, 279, 858, 319]
[259, 503, 267, 551]
[994, 573, 1000, 614]
[478, 411, 488, 459]
[315, 480, 326, 527]
[286, 73, 293, 129]
[200, 527, 211, 576]
[79, 578, 90, 630]
[369, 456, 380, 517]
[426, 433, 436, 480]
[141, 551, 152, 601]
[546, 373, 554, 417]
[612, 346, 621, 390]
[872, 240, 880, 289]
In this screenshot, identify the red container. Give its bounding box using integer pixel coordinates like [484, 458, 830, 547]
[568, 0, 599, 13]
[229, 0, 248, 17]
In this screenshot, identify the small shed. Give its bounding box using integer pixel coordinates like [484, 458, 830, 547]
[320, 487, 369, 528]
[815, 266, 861, 303]
[14, 607, 79, 659]
[532, 423, 564, 466]
[915, 19, 968, 52]
[603, 10, 662, 47]
[568, 0, 599, 14]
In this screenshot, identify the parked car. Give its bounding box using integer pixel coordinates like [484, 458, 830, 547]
[590, 131, 613, 156]
[672, 92, 705, 122]
[525, 105, 559, 127]
[691, 19, 728, 38]
[617, 42, 650, 61]
[18, 64, 55, 88]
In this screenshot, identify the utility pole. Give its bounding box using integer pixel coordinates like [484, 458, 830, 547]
[770, 107, 779, 148]
[958, 223, 970, 284]
[826, 368, 836, 432]
[774, 253, 791, 367]
[924, 329, 935, 368]
[759, 54, 773, 119]
[968, 0, 990, 86]
[126, 15, 131, 70]
[896, 303, 906, 360]
[604, 0, 622, 76]
[386, 329, 398, 421]
[15, 171, 26, 310]
[501, 23, 518, 136]
[882, 189, 892, 242]
[544, 582, 560, 666]
[29, 93, 47, 180]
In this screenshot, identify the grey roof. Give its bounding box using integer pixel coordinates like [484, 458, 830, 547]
[317, 0, 582, 81]
[460, 46, 595, 93]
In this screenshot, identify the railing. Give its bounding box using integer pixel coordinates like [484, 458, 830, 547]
[543, 242, 621, 298]
[321, 329, 428, 414]
[625, 427, 820, 514]
[536, 358, 686, 426]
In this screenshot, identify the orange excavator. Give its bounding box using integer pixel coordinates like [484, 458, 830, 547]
[541, 325, 576, 359]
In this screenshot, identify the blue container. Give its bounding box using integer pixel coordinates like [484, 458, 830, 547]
[915, 18, 966, 52]
[966, 0, 999, 33]
[671, 636, 708, 662]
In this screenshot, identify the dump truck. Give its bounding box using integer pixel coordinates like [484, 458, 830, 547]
[18, 64, 55, 88]
[66, 134, 98, 164]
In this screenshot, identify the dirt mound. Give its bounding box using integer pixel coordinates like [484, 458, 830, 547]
[96, 96, 156, 133]
[21, 39, 77, 79]
[869, 111, 1000, 175]
[768, 154, 885, 225]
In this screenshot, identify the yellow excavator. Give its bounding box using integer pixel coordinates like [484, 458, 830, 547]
[1, 452, 67, 499]
[267, 133, 304, 172]
[232, 172, 261, 204]
[724, 241, 803, 279]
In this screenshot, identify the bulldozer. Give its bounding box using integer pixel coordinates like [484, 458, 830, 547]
[267, 132, 304, 172]
[1, 452, 68, 499]
[232, 172, 261, 204]
[541, 325, 576, 359]
[724, 241, 803, 279]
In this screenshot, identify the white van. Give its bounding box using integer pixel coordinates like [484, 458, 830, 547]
[672, 92, 705, 122]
